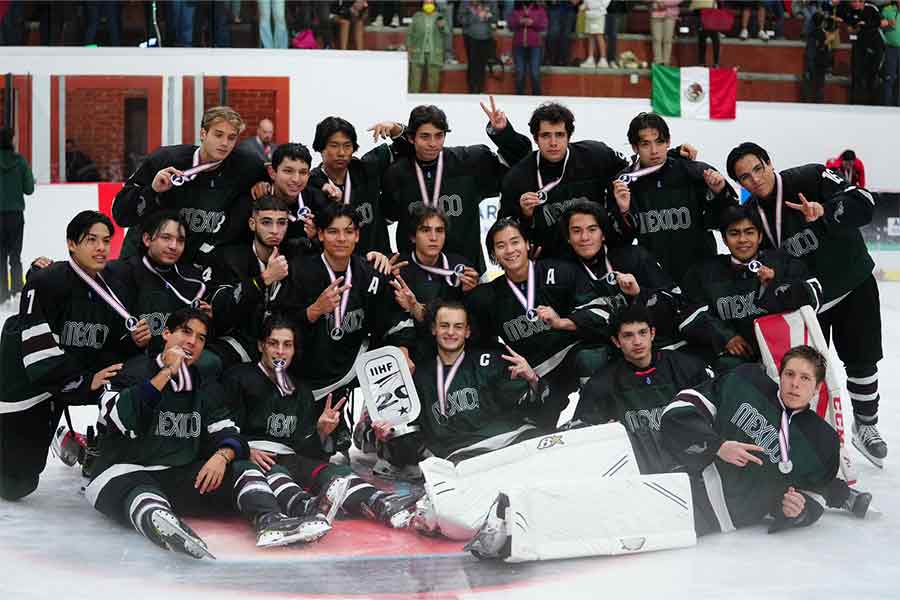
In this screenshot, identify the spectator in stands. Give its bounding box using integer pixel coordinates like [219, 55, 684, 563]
[0, 0, 25, 45]
[0, 128, 33, 303]
[371, 1, 399, 27]
[65, 139, 100, 182]
[166, 0, 197, 46]
[882, 0, 900, 106]
[435, 0, 459, 64]
[580, 0, 611, 68]
[84, 1, 122, 46]
[765, 0, 784, 39]
[803, 9, 829, 103]
[296, 1, 334, 49]
[605, 0, 626, 68]
[826, 149, 866, 188]
[201, 0, 232, 47]
[407, 1, 446, 93]
[545, 0, 578, 67]
[509, 1, 547, 94]
[848, 0, 884, 105]
[739, 0, 769, 41]
[461, 1, 498, 93]
[650, 0, 680, 66]
[239, 119, 275, 163]
[258, 0, 288, 48]
[693, 0, 721, 68]
[334, 0, 369, 50]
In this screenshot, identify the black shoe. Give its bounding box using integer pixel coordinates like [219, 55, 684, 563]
[147, 508, 215, 559]
[363, 489, 425, 528]
[843, 488, 873, 518]
[255, 512, 331, 548]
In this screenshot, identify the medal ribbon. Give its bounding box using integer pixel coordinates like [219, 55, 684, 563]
[258, 360, 295, 396]
[535, 147, 570, 203]
[505, 261, 535, 318]
[756, 172, 784, 249]
[172, 147, 222, 186]
[68, 259, 137, 330]
[436, 351, 465, 416]
[323, 167, 352, 205]
[414, 151, 444, 207]
[617, 160, 665, 184]
[321, 254, 352, 334]
[580, 250, 615, 283]
[142, 257, 206, 306]
[156, 354, 192, 392]
[411, 251, 461, 287]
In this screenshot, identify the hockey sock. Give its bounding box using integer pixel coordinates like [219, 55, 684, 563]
[233, 467, 282, 516]
[265, 470, 316, 517]
[846, 365, 879, 424]
[127, 487, 173, 541]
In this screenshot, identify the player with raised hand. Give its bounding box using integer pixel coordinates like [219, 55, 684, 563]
[224, 313, 422, 529]
[660, 345, 872, 535]
[113, 106, 268, 268]
[382, 97, 532, 273]
[609, 112, 737, 285]
[726, 141, 885, 467]
[0, 211, 139, 500]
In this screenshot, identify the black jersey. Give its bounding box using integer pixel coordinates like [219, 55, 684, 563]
[577, 350, 713, 473]
[283, 186, 329, 246]
[679, 249, 821, 356]
[744, 164, 876, 306]
[611, 155, 738, 284]
[273, 253, 392, 394]
[500, 141, 628, 259]
[113, 144, 267, 265]
[383, 124, 532, 273]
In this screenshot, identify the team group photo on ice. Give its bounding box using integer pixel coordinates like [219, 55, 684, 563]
[0, 93, 885, 565]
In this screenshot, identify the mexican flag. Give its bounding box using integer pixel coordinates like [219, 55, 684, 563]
[651, 65, 737, 120]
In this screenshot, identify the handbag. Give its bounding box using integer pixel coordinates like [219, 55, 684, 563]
[291, 29, 319, 49]
[700, 8, 734, 33]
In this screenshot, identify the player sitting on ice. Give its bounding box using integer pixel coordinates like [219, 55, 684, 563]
[85, 308, 331, 559]
[660, 345, 872, 536]
[224, 312, 422, 528]
[678, 205, 822, 373]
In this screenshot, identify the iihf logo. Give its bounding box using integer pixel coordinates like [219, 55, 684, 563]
[537, 434, 565, 450]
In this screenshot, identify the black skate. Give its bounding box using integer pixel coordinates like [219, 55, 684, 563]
[363, 489, 425, 529]
[255, 512, 331, 548]
[465, 493, 511, 560]
[852, 421, 887, 468]
[147, 508, 216, 559]
[843, 487, 873, 518]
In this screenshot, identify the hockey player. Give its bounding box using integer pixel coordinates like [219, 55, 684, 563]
[679, 205, 823, 373]
[660, 345, 871, 535]
[264, 143, 328, 244]
[726, 142, 886, 467]
[385, 205, 479, 366]
[112, 106, 268, 268]
[382, 98, 532, 273]
[308, 117, 410, 257]
[86, 308, 331, 557]
[611, 112, 738, 284]
[574, 304, 714, 473]
[0, 211, 138, 500]
[465, 218, 580, 428]
[205, 196, 301, 368]
[223, 313, 421, 528]
[272, 203, 393, 453]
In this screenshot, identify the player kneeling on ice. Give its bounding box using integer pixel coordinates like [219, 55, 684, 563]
[85, 308, 330, 559]
[223, 312, 423, 529]
[659, 345, 872, 537]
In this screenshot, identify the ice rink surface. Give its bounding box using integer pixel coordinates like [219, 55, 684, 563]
[1, 283, 898, 600]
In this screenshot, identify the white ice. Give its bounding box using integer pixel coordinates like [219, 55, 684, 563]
[1, 282, 898, 600]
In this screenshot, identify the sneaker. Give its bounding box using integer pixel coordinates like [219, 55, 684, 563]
[598, 57, 609, 68]
[843, 487, 873, 518]
[758, 29, 770, 41]
[446, 57, 459, 65]
[255, 512, 331, 548]
[50, 424, 86, 467]
[464, 493, 511, 560]
[608, 60, 619, 69]
[147, 508, 215, 559]
[363, 489, 425, 529]
[852, 421, 887, 468]
[739, 28, 749, 40]
[579, 57, 596, 69]
[373, 14, 384, 27]
[389, 15, 400, 28]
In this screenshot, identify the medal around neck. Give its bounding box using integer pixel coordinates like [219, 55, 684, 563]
[779, 460, 793, 474]
[605, 271, 618, 285]
[748, 259, 763, 273]
[330, 326, 345, 341]
[272, 358, 287, 369]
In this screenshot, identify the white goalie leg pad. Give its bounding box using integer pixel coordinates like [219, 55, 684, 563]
[500, 472, 696, 563]
[420, 423, 637, 540]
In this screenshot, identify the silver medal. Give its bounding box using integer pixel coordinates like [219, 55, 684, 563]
[748, 259, 763, 273]
[778, 460, 793, 474]
[526, 308, 539, 322]
[605, 272, 618, 285]
[330, 327, 344, 341]
[298, 206, 312, 219]
[170, 174, 186, 187]
[617, 173, 634, 184]
[125, 316, 139, 332]
[537, 190, 547, 203]
[450, 263, 466, 287]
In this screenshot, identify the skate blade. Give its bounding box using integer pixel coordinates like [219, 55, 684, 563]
[852, 438, 885, 469]
[257, 522, 331, 548]
[152, 512, 216, 560]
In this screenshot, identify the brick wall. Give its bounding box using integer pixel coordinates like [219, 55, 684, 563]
[203, 88, 277, 144]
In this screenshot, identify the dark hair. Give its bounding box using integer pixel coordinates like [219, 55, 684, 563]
[165, 307, 213, 339]
[528, 102, 575, 137]
[840, 149, 856, 162]
[611, 304, 654, 337]
[427, 298, 469, 328]
[409, 204, 448, 239]
[312, 117, 359, 153]
[0, 128, 13, 150]
[259, 312, 297, 342]
[726, 142, 771, 181]
[718, 204, 763, 237]
[627, 112, 670, 146]
[141, 210, 187, 253]
[252, 195, 290, 214]
[485, 217, 527, 263]
[271, 143, 312, 170]
[66, 210, 114, 245]
[407, 105, 450, 137]
[780, 345, 827, 385]
[560, 200, 608, 240]
[315, 202, 360, 231]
